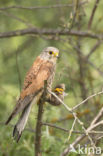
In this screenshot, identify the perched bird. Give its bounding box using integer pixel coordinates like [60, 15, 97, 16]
[5, 47, 59, 142]
[47, 83, 67, 106]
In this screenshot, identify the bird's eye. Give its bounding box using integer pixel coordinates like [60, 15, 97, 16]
[49, 51, 53, 55]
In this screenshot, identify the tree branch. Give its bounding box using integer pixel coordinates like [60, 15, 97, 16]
[42, 122, 84, 134]
[1, 121, 103, 135]
[0, 28, 102, 39]
[88, 0, 100, 29]
[42, 122, 103, 134]
[0, 1, 87, 11]
[69, 0, 79, 30]
[60, 107, 103, 156]
[86, 40, 102, 59]
[48, 90, 96, 149]
[72, 90, 103, 111]
[35, 81, 47, 156]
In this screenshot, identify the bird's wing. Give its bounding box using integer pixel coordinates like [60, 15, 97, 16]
[20, 60, 54, 99]
[5, 58, 54, 124]
[23, 56, 44, 90]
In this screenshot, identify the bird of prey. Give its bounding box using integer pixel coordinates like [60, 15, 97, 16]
[47, 83, 67, 106]
[5, 47, 59, 142]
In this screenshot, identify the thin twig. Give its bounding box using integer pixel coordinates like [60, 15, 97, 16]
[70, 41, 103, 77]
[68, 118, 77, 141]
[96, 135, 103, 140]
[60, 107, 103, 156]
[88, 60, 103, 77]
[0, 1, 87, 11]
[86, 40, 102, 59]
[1, 121, 103, 135]
[76, 42, 88, 101]
[72, 90, 103, 111]
[90, 107, 103, 126]
[90, 120, 103, 130]
[70, 0, 79, 29]
[88, 0, 100, 29]
[42, 122, 84, 134]
[0, 28, 102, 39]
[48, 90, 96, 149]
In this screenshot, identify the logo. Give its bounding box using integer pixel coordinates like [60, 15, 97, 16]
[69, 144, 102, 155]
[69, 144, 77, 153]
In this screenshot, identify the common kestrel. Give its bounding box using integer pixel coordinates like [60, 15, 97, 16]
[5, 47, 59, 142]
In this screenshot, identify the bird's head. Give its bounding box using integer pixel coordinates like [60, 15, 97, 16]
[54, 83, 68, 96]
[40, 47, 59, 62]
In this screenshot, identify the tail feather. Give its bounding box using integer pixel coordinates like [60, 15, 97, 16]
[5, 93, 39, 142]
[13, 125, 22, 142]
[5, 96, 32, 125]
[5, 114, 14, 125]
[13, 103, 32, 142]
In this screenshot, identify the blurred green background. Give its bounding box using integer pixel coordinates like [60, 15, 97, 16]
[0, 0, 103, 155]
